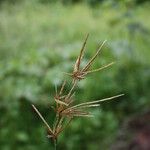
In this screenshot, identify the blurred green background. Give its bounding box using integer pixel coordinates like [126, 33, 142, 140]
[0, 0, 150, 150]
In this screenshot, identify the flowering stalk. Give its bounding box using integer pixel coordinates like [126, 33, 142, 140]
[32, 34, 124, 149]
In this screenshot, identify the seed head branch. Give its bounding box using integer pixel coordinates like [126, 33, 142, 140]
[66, 94, 124, 110]
[32, 104, 53, 135]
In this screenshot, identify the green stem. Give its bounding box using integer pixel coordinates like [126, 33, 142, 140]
[54, 139, 57, 150]
[53, 114, 59, 132]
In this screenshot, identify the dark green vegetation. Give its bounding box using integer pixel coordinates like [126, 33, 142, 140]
[0, 0, 150, 150]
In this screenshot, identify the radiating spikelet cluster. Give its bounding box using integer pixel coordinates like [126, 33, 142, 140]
[32, 34, 123, 143]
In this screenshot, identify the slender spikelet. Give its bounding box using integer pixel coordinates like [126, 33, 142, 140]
[67, 94, 124, 110]
[82, 40, 107, 72]
[86, 62, 115, 74]
[74, 33, 89, 72]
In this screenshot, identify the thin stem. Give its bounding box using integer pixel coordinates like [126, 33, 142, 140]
[53, 114, 59, 132]
[32, 104, 53, 135]
[53, 114, 61, 133]
[59, 80, 66, 95]
[65, 80, 77, 100]
[56, 117, 72, 135]
[54, 139, 57, 150]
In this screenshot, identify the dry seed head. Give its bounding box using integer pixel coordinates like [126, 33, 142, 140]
[65, 37, 114, 82]
[32, 34, 124, 142]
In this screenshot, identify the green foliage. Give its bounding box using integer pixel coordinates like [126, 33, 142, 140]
[0, 1, 150, 150]
[0, 0, 149, 6]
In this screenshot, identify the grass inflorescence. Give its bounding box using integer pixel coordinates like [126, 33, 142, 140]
[32, 34, 124, 149]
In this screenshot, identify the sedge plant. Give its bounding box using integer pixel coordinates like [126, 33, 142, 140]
[32, 34, 124, 149]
